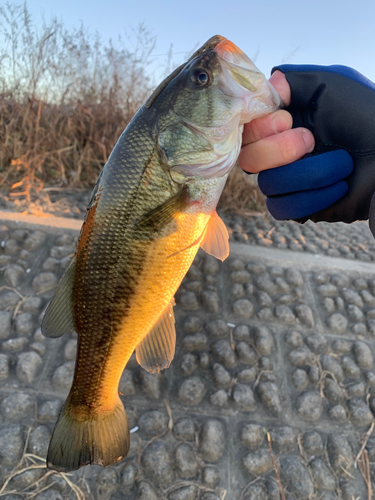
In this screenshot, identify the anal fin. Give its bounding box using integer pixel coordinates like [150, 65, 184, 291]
[41, 257, 76, 338]
[136, 300, 176, 373]
[200, 210, 229, 262]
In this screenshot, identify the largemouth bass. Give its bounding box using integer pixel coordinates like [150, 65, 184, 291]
[41, 35, 281, 472]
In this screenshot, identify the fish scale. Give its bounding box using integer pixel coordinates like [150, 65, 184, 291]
[41, 34, 281, 471]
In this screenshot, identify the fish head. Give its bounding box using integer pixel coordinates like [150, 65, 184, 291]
[214, 38, 282, 123]
[151, 36, 281, 179]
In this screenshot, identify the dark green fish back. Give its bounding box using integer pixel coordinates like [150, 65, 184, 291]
[70, 107, 178, 406]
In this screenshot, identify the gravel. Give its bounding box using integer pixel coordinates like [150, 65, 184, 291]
[1, 393, 34, 421]
[292, 369, 309, 391]
[211, 340, 237, 369]
[323, 379, 346, 405]
[329, 404, 348, 422]
[95, 468, 118, 499]
[327, 313, 348, 333]
[1, 219, 375, 497]
[16, 351, 42, 384]
[0, 425, 24, 467]
[241, 424, 264, 449]
[212, 363, 231, 388]
[320, 355, 345, 382]
[302, 431, 324, 458]
[309, 459, 336, 492]
[256, 382, 282, 416]
[178, 376, 206, 405]
[28, 425, 51, 458]
[120, 463, 137, 491]
[199, 420, 226, 462]
[202, 466, 220, 488]
[38, 400, 62, 423]
[182, 333, 208, 352]
[284, 330, 303, 348]
[174, 418, 195, 441]
[352, 341, 373, 368]
[236, 342, 257, 365]
[280, 456, 314, 498]
[232, 383, 256, 412]
[0, 352, 9, 380]
[139, 371, 162, 399]
[168, 485, 198, 500]
[342, 355, 361, 378]
[175, 443, 198, 478]
[242, 448, 272, 476]
[138, 410, 168, 437]
[205, 319, 228, 338]
[52, 361, 75, 392]
[233, 299, 254, 318]
[288, 347, 314, 367]
[142, 441, 174, 487]
[32, 272, 58, 293]
[296, 392, 323, 420]
[137, 481, 158, 500]
[0, 312, 11, 339]
[347, 398, 374, 426]
[327, 434, 353, 474]
[269, 426, 296, 454]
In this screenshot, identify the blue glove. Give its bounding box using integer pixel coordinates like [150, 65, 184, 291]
[258, 65, 375, 228]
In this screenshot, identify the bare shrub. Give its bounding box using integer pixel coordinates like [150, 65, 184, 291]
[219, 166, 266, 215]
[0, 3, 155, 199]
[0, 4, 266, 216]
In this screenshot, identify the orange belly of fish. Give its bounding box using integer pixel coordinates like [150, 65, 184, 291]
[94, 210, 211, 403]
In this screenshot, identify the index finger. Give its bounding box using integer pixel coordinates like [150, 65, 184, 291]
[269, 71, 291, 106]
[242, 109, 292, 146]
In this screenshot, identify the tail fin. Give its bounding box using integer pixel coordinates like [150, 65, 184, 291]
[47, 397, 129, 472]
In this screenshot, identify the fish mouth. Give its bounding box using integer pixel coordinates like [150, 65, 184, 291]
[214, 39, 282, 121]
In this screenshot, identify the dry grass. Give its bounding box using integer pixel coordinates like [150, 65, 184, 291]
[0, 3, 155, 200]
[0, 3, 267, 217]
[219, 166, 267, 216]
[0, 426, 87, 499]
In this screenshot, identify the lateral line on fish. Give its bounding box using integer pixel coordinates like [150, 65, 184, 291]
[74, 142, 162, 401]
[44, 34, 282, 472]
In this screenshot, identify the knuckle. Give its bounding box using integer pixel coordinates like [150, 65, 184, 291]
[278, 132, 298, 163]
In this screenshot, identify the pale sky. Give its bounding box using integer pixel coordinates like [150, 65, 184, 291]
[25, 0, 375, 83]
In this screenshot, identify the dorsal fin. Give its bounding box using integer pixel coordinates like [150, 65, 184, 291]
[200, 210, 229, 261]
[41, 258, 76, 338]
[136, 300, 176, 373]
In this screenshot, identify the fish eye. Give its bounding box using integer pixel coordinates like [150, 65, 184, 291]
[190, 68, 210, 87]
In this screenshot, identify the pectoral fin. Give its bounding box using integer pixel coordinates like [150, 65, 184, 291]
[133, 187, 189, 235]
[200, 211, 229, 262]
[41, 258, 76, 338]
[136, 300, 176, 373]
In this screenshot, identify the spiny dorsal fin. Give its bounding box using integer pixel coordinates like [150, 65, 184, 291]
[200, 211, 229, 262]
[136, 300, 176, 373]
[41, 257, 76, 338]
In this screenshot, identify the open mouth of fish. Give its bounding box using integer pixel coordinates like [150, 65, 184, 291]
[214, 37, 282, 123]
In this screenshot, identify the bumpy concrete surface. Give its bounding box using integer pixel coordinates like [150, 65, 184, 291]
[0, 215, 375, 500]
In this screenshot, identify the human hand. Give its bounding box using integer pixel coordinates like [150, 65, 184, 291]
[243, 65, 375, 226]
[239, 72, 315, 174]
